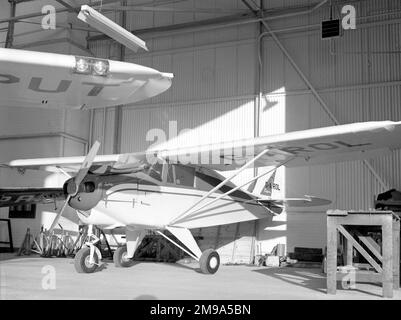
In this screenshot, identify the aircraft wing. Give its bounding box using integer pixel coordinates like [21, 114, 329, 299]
[0, 188, 65, 207]
[153, 120, 401, 170]
[0, 48, 173, 110]
[0, 153, 149, 174]
[1, 121, 401, 173]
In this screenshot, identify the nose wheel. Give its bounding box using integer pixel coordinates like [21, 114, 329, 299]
[199, 249, 220, 274]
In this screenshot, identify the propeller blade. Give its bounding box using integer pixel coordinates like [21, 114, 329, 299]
[48, 195, 72, 234]
[48, 141, 101, 233]
[73, 141, 100, 193]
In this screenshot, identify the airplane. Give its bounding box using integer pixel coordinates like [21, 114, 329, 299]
[1, 120, 400, 274]
[0, 5, 173, 110]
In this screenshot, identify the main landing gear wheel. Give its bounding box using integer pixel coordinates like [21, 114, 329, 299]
[113, 245, 135, 268]
[199, 249, 220, 274]
[74, 246, 99, 273]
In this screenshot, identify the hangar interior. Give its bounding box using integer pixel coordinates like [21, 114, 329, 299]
[0, 0, 400, 267]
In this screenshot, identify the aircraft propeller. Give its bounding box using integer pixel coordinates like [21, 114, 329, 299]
[48, 141, 100, 233]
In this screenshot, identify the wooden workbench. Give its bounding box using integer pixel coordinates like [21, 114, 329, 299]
[326, 210, 400, 298]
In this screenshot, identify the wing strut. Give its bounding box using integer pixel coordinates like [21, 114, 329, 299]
[156, 229, 201, 261]
[174, 156, 296, 224]
[169, 148, 272, 225]
[170, 155, 296, 225]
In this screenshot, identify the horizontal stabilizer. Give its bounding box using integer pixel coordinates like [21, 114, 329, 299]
[259, 196, 332, 208]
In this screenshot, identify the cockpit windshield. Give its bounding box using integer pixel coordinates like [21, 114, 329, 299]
[145, 162, 195, 188]
[166, 164, 195, 187]
[146, 162, 163, 181]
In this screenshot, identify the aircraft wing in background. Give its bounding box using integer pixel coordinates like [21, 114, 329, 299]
[0, 188, 65, 208]
[0, 48, 173, 110]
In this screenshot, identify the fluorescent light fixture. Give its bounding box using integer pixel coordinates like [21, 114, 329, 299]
[78, 5, 148, 52]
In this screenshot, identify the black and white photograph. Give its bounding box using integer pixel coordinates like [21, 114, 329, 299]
[0, 0, 400, 305]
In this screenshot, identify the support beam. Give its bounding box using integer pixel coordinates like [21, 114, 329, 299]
[382, 219, 394, 298]
[0, 131, 87, 146]
[5, 0, 16, 48]
[393, 219, 400, 290]
[345, 241, 353, 266]
[0, 0, 184, 25]
[357, 234, 383, 261]
[87, 1, 328, 41]
[326, 215, 338, 294]
[337, 225, 383, 273]
[113, 0, 127, 154]
[53, 0, 79, 13]
[0, 0, 124, 24]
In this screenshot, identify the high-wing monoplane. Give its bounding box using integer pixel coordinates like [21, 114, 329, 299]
[1, 120, 400, 274]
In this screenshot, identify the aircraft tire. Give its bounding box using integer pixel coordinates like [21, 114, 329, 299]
[113, 245, 135, 268]
[74, 246, 99, 273]
[199, 249, 220, 274]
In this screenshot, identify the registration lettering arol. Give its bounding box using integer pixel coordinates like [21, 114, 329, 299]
[279, 141, 371, 155]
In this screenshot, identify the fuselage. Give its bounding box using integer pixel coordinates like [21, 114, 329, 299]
[74, 163, 273, 230]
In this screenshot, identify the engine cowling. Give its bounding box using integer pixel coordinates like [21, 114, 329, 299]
[63, 178, 103, 211]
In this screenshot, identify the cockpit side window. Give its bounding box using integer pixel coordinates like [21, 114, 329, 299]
[174, 165, 195, 187]
[166, 163, 174, 184]
[147, 162, 163, 181]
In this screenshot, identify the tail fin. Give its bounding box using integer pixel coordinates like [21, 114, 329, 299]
[260, 169, 279, 197]
[246, 169, 280, 197]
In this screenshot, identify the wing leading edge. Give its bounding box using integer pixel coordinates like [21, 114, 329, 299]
[1, 121, 401, 173]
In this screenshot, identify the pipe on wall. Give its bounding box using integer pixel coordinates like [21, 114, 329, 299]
[5, 0, 16, 48]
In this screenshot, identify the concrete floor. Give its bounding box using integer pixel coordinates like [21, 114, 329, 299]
[0, 253, 400, 300]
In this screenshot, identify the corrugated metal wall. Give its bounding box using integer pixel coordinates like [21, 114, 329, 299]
[89, 0, 401, 261]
